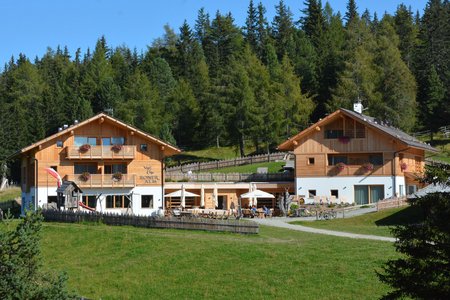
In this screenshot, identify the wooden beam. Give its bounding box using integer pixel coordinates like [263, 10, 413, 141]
[99, 117, 104, 124]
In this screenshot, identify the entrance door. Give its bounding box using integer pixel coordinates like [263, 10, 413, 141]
[217, 195, 227, 209]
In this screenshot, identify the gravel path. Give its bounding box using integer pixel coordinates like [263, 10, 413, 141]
[252, 207, 396, 242]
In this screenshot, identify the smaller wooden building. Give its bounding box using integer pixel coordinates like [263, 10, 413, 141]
[56, 181, 83, 209]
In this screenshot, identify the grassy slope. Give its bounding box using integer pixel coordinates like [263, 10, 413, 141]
[290, 206, 422, 237]
[0, 187, 21, 203]
[206, 161, 285, 174]
[32, 223, 397, 299]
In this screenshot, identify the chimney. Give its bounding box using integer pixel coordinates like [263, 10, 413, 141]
[353, 101, 363, 114]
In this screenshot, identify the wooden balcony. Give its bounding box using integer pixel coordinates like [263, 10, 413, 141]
[326, 165, 386, 176]
[66, 145, 136, 159]
[66, 174, 136, 188]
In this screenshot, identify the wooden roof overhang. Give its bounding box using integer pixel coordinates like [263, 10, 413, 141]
[8, 113, 181, 159]
[277, 109, 438, 153]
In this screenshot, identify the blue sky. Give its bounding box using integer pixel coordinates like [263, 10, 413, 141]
[0, 0, 428, 67]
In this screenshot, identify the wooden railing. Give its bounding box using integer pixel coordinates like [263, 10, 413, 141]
[65, 174, 136, 188]
[376, 197, 408, 211]
[66, 145, 136, 159]
[165, 172, 294, 182]
[326, 165, 385, 176]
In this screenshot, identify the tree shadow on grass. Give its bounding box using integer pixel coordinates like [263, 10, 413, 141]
[375, 206, 424, 227]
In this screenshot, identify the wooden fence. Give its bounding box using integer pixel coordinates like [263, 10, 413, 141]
[376, 197, 408, 211]
[165, 172, 294, 182]
[42, 210, 259, 234]
[166, 152, 288, 174]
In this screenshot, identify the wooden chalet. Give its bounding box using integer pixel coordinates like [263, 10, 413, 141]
[10, 113, 180, 215]
[278, 105, 437, 205]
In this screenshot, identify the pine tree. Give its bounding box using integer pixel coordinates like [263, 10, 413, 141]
[394, 4, 417, 68]
[345, 0, 358, 26]
[244, 0, 258, 50]
[301, 0, 325, 48]
[272, 0, 295, 59]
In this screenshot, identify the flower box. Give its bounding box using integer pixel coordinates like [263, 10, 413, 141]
[338, 136, 351, 144]
[400, 162, 408, 171]
[111, 144, 123, 153]
[112, 172, 123, 181]
[79, 172, 90, 182]
[79, 144, 91, 153]
[335, 162, 346, 171]
[363, 163, 374, 172]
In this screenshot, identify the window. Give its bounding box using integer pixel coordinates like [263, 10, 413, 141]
[82, 195, 97, 208]
[106, 195, 130, 208]
[328, 155, 348, 166]
[104, 163, 127, 174]
[141, 195, 153, 208]
[325, 129, 344, 139]
[308, 190, 316, 198]
[308, 157, 315, 165]
[140, 144, 148, 152]
[369, 154, 383, 165]
[74, 136, 96, 146]
[331, 190, 339, 198]
[56, 140, 63, 148]
[47, 196, 58, 204]
[111, 137, 125, 145]
[102, 137, 125, 145]
[74, 163, 97, 174]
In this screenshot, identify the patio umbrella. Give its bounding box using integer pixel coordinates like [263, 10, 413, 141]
[213, 184, 218, 208]
[181, 184, 185, 208]
[164, 190, 200, 197]
[241, 189, 275, 199]
[200, 184, 205, 207]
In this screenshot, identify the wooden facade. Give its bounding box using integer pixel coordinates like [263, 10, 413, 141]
[14, 113, 180, 200]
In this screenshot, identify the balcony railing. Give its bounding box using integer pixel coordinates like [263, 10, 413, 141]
[326, 165, 385, 176]
[66, 145, 136, 159]
[66, 174, 136, 188]
[165, 172, 294, 182]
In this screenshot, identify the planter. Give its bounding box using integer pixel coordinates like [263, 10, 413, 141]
[400, 162, 407, 171]
[79, 144, 91, 153]
[79, 172, 90, 182]
[362, 163, 374, 172]
[335, 162, 346, 171]
[111, 144, 123, 153]
[112, 172, 123, 181]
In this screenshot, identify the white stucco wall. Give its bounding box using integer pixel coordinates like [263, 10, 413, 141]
[25, 186, 163, 216]
[295, 176, 406, 204]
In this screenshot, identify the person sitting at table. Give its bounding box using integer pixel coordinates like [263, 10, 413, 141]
[250, 205, 257, 217]
[263, 205, 270, 216]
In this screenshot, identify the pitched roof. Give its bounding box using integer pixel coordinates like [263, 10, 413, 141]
[56, 181, 83, 194]
[9, 113, 181, 159]
[278, 108, 437, 152]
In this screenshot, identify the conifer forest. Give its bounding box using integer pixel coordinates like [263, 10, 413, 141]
[0, 0, 449, 162]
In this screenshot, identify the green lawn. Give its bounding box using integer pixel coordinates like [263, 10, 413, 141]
[166, 145, 258, 167]
[0, 187, 21, 203]
[290, 206, 422, 237]
[206, 161, 285, 174]
[26, 222, 398, 299]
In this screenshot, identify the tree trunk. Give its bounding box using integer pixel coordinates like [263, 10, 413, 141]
[216, 135, 220, 148]
[239, 134, 245, 157]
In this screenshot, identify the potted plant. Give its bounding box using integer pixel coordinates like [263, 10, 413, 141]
[338, 136, 351, 144]
[363, 162, 374, 172]
[79, 172, 90, 182]
[335, 162, 346, 171]
[79, 144, 91, 153]
[400, 162, 408, 171]
[111, 144, 123, 153]
[112, 172, 123, 181]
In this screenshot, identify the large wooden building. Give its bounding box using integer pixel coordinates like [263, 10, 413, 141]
[278, 106, 437, 204]
[11, 113, 180, 215]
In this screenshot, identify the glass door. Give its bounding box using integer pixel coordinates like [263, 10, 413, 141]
[354, 185, 369, 205]
[369, 186, 384, 203]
